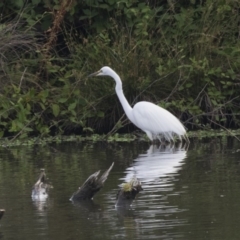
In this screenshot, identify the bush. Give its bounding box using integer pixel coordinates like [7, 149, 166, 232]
[0, 0, 240, 139]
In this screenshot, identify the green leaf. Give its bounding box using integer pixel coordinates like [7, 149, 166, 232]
[68, 102, 77, 111]
[70, 110, 76, 116]
[58, 98, 68, 103]
[24, 127, 33, 132]
[83, 9, 92, 16]
[39, 102, 46, 110]
[212, 100, 217, 106]
[15, 0, 24, 8]
[19, 132, 28, 139]
[32, 0, 41, 5]
[52, 104, 60, 117]
[97, 111, 104, 117]
[185, 83, 193, 88]
[26, 103, 31, 111]
[83, 127, 94, 133]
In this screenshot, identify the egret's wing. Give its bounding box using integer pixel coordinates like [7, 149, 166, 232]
[132, 101, 186, 140]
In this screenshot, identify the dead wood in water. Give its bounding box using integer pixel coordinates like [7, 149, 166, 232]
[70, 162, 114, 201]
[116, 177, 143, 208]
[0, 209, 5, 220]
[32, 169, 52, 197]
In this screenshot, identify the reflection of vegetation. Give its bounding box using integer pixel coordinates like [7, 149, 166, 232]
[0, 1, 240, 139]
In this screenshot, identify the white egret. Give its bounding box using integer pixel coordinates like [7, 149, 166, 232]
[89, 66, 188, 142]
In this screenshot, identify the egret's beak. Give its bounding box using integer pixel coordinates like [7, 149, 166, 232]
[87, 70, 102, 78]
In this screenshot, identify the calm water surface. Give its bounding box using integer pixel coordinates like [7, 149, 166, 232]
[1, 138, 240, 239]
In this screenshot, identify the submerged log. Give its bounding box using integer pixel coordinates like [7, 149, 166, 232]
[32, 169, 52, 200]
[116, 177, 143, 208]
[70, 162, 114, 201]
[0, 209, 5, 220]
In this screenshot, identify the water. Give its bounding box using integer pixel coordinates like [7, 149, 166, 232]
[1, 138, 240, 239]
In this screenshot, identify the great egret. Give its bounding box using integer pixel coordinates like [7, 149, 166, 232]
[89, 66, 188, 142]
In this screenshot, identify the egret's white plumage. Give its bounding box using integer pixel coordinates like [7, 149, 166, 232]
[89, 66, 188, 142]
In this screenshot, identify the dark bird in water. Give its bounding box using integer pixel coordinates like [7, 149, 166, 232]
[116, 177, 143, 208]
[32, 169, 52, 200]
[0, 209, 5, 220]
[70, 162, 114, 201]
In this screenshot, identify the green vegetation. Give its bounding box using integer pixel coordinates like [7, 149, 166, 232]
[0, 0, 240, 140]
[0, 130, 240, 147]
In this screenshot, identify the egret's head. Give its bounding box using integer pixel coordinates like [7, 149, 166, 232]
[88, 66, 113, 78]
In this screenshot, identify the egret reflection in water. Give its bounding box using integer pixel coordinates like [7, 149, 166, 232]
[121, 143, 187, 187]
[118, 142, 188, 212]
[112, 143, 188, 238]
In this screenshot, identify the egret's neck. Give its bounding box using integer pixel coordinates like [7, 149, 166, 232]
[112, 73, 133, 122]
